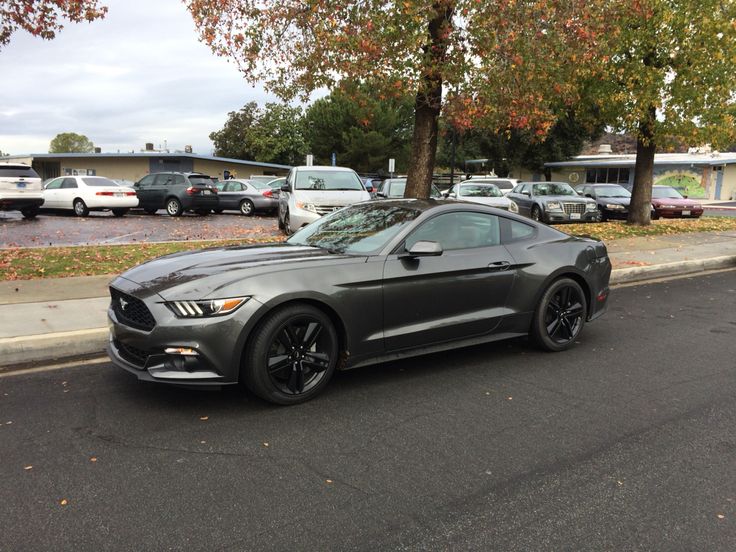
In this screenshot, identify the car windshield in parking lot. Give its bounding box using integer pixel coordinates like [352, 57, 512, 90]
[188, 175, 215, 187]
[533, 183, 576, 196]
[295, 170, 364, 191]
[82, 177, 119, 187]
[652, 186, 684, 199]
[594, 185, 631, 198]
[287, 203, 421, 254]
[460, 184, 502, 197]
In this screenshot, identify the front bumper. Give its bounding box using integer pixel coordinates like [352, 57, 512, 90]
[655, 208, 703, 218]
[107, 281, 263, 385]
[601, 207, 628, 220]
[545, 210, 599, 224]
[288, 207, 321, 231]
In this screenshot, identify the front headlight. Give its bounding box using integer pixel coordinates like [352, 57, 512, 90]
[661, 204, 677, 209]
[546, 201, 562, 211]
[586, 202, 598, 211]
[296, 201, 318, 213]
[605, 203, 625, 210]
[509, 200, 519, 213]
[166, 297, 249, 318]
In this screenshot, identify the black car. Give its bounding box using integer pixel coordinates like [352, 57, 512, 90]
[107, 200, 611, 405]
[134, 172, 219, 216]
[507, 181, 599, 224]
[575, 184, 631, 221]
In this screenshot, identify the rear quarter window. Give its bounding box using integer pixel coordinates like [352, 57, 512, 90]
[502, 218, 536, 243]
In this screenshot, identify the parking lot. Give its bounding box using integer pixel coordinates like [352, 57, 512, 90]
[0, 210, 280, 248]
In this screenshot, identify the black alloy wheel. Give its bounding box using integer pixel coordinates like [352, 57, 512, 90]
[166, 198, 183, 217]
[73, 198, 89, 217]
[239, 199, 254, 216]
[531, 277, 587, 352]
[244, 304, 338, 404]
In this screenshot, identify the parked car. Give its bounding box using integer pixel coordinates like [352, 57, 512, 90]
[133, 172, 219, 216]
[0, 163, 44, 219]
[107, 199, 611, 405]
[277, 165, 372, 234]
[375, 178, 442, 199]
[650, 185, 703, 219]
[42, 175, 138, 217]
[465, 176, 519, 195]
[443, 182, 513, 210]
[213, 179, 278, 215]
[575, 183, 631, 221]
[507, 181, 599, 223]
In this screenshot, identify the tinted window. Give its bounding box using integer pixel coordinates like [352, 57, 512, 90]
[174, 175, 187, 186]
[154, 174, 173, 186]
[82, 177, 118, 187]
[594, 185, 630, 198]
[188, 175, 214, 187]
[504, 219, 535, 242]
[294, 170, 363, 191]
[493, 180, 514, 190]
[61, 178, 78, 189]
[137, 175, 156, 187]
[288, 203, 421, 254]
[459, 184, 502, 197]
[652, 186, 683, 199]
[0, 165, 40, 178]
[406, 211, 501, 251]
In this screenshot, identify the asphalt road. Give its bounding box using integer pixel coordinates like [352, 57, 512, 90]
[0, 210, 279, 247]
[1, 272, 735, 551]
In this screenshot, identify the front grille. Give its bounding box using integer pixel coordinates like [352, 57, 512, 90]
[110, 288, 156, 331]
[563, 202, 586, 215]
[115, 340, 150, 367]
[314, 205, 343, 215]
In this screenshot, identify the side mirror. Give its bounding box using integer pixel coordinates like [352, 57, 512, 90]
[365, 185, 374, 193]
[280, 184, 290, 192]
[585, 193, 593, 198]
[376, 192, 386, 198]
[403, 240, 443, 257]
[522, 191, 530, 196]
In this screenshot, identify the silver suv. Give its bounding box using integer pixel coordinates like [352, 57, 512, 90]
[0, 163, 44, 219]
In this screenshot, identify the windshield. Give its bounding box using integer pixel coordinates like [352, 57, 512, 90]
[533, 182, 576, 196]
[295, 170, 364, 191]
[287, 203, 421, 254]
[594, 185, 630, 198]
[82, 177, 119, 187]
[459, 184, 502, 197]
[652, 186, 684, 199]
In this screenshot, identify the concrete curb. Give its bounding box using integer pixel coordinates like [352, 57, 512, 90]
[1, 257, 735, 371]
[610, 255, 736, 285]
[0, 328, 108, 368]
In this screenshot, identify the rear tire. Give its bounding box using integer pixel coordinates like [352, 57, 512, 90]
[239, 199, 255, 216]
[165, 198, 183, 217]
[73, 198, 89, 217]
[242, 304, 339, 405]
[21, 207, 39, 219]
[531, 278, 587, 352]
[112, 208, 129, 217]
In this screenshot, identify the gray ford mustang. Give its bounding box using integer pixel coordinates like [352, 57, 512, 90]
[107, 199, 611, 404]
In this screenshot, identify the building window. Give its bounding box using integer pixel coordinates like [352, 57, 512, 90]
[585, 168, 630, 184]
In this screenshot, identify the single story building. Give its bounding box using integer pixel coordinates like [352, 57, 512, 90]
[540, 152, 736, 200]
[2, 152, 291, 183]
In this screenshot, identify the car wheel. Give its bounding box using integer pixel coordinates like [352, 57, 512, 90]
[144, 207, 158, 215]
[112, 208, 129, 217]
[243, 304, 339, 405]
[239, 199, 255, 216]
[21, 207, 39, 219]
[165, 198, 183, 217]
[277, 210, 285, 230]
[283, 210, 293, 235]
[652, 211, 660, 220]
[531, 277, 587, 352]
[73, 199, 89, 217]
[213, 208, 224, 214]
[531, 205, 542, 223]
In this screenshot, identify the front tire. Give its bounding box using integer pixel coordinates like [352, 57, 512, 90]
[283, 210, 293, 235]
[73, 199, 89, 217]
[112, 208, 129, 217]
[531, 205, 543, 223]
[531, 278, 587, 352]
[243, 304, 339, 405]
[165, 198, 183, 217]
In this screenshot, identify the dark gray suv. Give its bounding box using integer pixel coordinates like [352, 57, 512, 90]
[134, 172, 219, 216]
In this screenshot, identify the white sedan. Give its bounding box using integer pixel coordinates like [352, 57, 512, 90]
[442, 182, 513, 210]
[42, 176, 139, 217]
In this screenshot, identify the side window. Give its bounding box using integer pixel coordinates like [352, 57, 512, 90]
[405, 212, 501, 252]
[285, 170, 295, 190]
[61, 178, 78, 189]
[45, 178, 63, 190]
[137, 175, 155, 188]
[521, 183, 532, 194]
[502, 218, 536, 243]
[154, 174, 173, 186]
[174, 175, 187, 186]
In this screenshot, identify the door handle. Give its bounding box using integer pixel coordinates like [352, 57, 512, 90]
[488, 261, 511, 271]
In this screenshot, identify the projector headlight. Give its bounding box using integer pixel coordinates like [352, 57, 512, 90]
[166, 297, 249, 318]
[546, 201, 562, 211]
[586, 202, 598, 211]
[605, 203, 625, 210]
[509, 200, 519, 213]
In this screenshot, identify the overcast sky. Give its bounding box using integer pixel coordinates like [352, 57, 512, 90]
[0, 0, 280, 156]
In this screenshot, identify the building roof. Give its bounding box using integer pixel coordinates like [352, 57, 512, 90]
[545, 152, 736, 169]
[2, 152, 292, 170]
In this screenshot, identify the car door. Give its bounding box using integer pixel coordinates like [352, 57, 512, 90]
[42, 177, 64, 208]
[134, 174, 157, 208]
[512, 183, 533, 216]
[153, 173, 175, 206]
[223, 181, 245, 209]
[59, 177, 80, 210]
[382, 211, 517, 351]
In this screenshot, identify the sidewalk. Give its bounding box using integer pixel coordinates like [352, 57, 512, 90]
[1, 230, 735, 369]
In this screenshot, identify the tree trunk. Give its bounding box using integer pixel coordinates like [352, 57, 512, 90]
[404, 1, 454, 199]
[628, 105, 657, 226]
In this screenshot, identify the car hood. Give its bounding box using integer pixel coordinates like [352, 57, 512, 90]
[539, 195, 589, 202]
[115, 243, 359, 300]
[651, 197, 700, 207]
[598, 197, 630, 206]
[459, 196, 511, 207]
[292, 189, 370, 205]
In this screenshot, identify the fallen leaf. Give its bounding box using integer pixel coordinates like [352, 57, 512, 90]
[24, 465, 32, 471]
[263, 442, 269, 447]
[325, 479, 333, 484]
[89, 457, 97, 463]
[507, 397, 513, 401]
[717, 514, 725, 519]
[60, 499, 68, 506]
[199, 416, 209, 421]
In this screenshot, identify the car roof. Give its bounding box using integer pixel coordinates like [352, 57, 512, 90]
[293, 165, 356, 172]
[0, 163, 33, 169]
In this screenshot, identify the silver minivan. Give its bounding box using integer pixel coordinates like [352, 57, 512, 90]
[277, 166, 371, 234]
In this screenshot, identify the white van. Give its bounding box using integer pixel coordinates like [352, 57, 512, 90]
[0, 163, 44, 218]
[277, 166, 371, 234]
